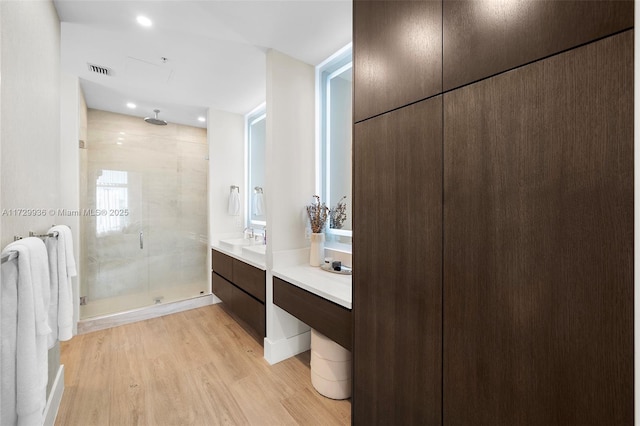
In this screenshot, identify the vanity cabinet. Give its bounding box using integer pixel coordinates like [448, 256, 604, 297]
[211, 249, 266, 339]
[442, 0, 633, 91]
[353, 0, 442, 122]
[273, 277, 352, 351]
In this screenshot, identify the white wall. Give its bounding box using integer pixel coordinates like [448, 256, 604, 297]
[208, 109, 245, 242]
[0, 0, 63, 404]
[265, 49, 316, 255]
[263, 49, 316, 364]
[1, 0, 61, 246]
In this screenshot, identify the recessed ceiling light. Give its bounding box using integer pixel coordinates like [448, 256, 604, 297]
[116, 142, 123, 145]
[127, 102, 136, 109]
[136, 16, 152, 27]
[197, 116, 206, 122]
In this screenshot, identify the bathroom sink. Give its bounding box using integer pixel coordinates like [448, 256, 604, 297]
[242, 244, 266, 262]
[219, 238, 254, 251]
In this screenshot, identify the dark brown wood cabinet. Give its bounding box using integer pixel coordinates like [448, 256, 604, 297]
[353, 97, 443, 424]
[273, 277, 352, 351]
[443, 0, 633, 91]
[443, 31, 633, 425]
[211, 249, 266, 339]
[352, 0, 634, 423]
[212, 249, 233, 282]
[353, 0, 442, 122]
[233, 258, 266, 303]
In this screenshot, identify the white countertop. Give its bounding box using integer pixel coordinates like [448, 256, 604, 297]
[272, 264, 352, 310]
[211, 243, 266, 271]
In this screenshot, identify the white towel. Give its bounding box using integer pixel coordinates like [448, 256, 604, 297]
[48, 225, 76, 343]
[44, 237, 58, 348]
[253, 193, 265, 216]
[228, 187, 240, 216]
[1, 254, 18, 426]
[51, 225, 76, 277]
[1, 238, 51, 426]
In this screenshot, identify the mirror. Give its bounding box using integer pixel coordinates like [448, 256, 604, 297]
[248, 108, 266, 227]
[320, 46, 352, 244]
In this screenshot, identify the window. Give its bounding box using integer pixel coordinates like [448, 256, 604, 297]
[318, 44, 352, 245]
[246, 104, 266, 229]
[96, 169, 129, 235]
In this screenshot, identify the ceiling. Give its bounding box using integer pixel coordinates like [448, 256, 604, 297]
[54, 0, 352, 129]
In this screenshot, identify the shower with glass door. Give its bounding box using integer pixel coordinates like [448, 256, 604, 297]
[79, 109, 209, 319]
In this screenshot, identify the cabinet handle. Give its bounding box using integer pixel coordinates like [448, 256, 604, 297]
[140, 231, 144, 249]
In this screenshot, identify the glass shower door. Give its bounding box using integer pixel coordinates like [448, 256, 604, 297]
[82, 168, 150, 317]
[80, 111, 209, 319]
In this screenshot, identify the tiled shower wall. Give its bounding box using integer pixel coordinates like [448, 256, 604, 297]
[81, 109, 208, 318]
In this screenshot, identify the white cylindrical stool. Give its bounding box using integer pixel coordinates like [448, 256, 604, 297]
[310, 329, 351, 399]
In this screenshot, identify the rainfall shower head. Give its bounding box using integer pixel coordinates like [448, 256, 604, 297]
[144, 109, 168, 126]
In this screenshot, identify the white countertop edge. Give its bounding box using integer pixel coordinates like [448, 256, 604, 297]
[272, 265, 352, 310]
[211, 243, 266, 271]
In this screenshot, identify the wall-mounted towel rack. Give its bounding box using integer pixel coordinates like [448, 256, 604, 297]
[1, 251, 18, 265]
[13, 228, 59, 241]
[230, 185, 239, 192]
[4, 229, 60, 263]
[28, 231, 59, 239]
[254, 186, 263, 194]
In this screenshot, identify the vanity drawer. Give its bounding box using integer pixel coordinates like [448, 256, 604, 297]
[213, 271, 265, 339]
[232, 258, 266, 303]
[212, 249, 233, 281]
[212, 272, 234, 305]
[273, 276, 352, 351]
[233, 286, 266, 339]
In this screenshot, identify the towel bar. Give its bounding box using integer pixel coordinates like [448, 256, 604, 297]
[1, 251, 18, 264]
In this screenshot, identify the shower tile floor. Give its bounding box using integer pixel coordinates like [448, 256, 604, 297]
[80, 280, 208, 319]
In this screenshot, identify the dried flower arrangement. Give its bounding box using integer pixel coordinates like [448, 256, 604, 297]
[306, 195, 329, 234]
[330, 196, 347, 229]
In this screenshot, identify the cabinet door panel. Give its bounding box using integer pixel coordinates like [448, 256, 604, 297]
[354, 0, 442, 122]
[353, 97, 442, 424]
[212, 272, 234, 306]
[443, 31, 633, 426]
[443, 0, 633, 91]
[232, 259, 266, 303]
[212, 249, 233, 282]
[232, 287, 266, 339]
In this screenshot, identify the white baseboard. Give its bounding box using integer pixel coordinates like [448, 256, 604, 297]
[263, 330, 311, 365]
[43, 365, 64, 426]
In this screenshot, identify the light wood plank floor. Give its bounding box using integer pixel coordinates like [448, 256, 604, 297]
[55, 304, 351, 426]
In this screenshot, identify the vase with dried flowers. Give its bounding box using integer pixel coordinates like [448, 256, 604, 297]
[306, 195, 328, 266]
[330, 196, 347, 229]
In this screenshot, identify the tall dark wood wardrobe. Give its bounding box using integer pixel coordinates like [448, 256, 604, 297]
[352, 1, 634, 425]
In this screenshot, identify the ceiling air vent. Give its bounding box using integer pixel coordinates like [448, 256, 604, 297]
[87, 63, 112, 76]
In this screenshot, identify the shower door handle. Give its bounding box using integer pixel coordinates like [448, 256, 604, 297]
[139, 231, 144, 249]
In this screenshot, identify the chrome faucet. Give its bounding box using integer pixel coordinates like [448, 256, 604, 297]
[243, 227, 254, 239]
